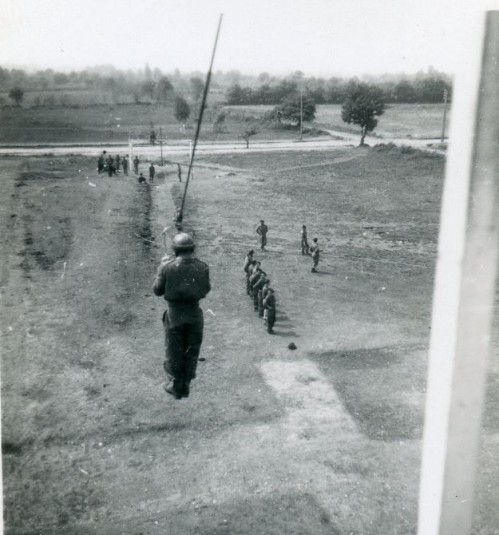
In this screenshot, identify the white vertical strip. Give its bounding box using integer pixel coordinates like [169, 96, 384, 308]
[417, 8, 487, 535]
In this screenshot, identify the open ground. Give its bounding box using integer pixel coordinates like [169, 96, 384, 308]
[1, 135, 498, 532]
[0, 103, 450, 145]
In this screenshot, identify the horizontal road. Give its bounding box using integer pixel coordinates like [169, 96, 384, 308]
[0, 133, 446, 157]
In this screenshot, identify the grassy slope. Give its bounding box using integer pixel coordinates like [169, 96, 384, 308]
[0, 103, 450, 144]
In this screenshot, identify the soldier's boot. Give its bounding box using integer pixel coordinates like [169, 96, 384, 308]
[311, 268, 317, 273]
[181, 381, 191, 398]
[163, 379, 183, 400]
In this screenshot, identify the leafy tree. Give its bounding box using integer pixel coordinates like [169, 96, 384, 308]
[274, 94, 316, 125]
[174, 96, 190, 130]
[157, 76, 173, 104]
[242, 126, 259, 148]
[341, 83, 385, 145]
[141, 80, 155, 101]
[190, 77, 204, 103]
[392, 80, 416, 103]
[9, 87, 24, 106]
[213, 111, 226, 133]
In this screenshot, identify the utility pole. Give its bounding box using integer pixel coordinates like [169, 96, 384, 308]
[300, 90, 303, 141]
[189, 140, 194, 180]
[441, 88, 449, 143]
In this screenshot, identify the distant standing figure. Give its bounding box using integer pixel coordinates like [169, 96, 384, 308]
[122, 156, 129, 175]
[133, 156, 140, 175]
[107, 156, 116, 177]
[301, 225, 310, 255]
[115, 155, 121, 173]
[177, 163, 182, 182]
[310, 238, 320, 273]
[97, 154, 105, 174]
[149, 163, 156, 182]
[138, 173, 146, 184]
[263, 288, 276, 334]
[256, 220, 268, 251]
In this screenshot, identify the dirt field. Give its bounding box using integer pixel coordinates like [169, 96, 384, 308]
[1, 146, 497, 534]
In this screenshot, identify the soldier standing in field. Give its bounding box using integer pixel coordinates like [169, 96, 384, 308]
[149, 163, 156, 182]
[177, 163, 182, 182]
[122, 155, 129, 175]
[246, 260, 260, 295]
[97, 152, 105, 174]
[115, 155, 121, 173]
[107, 155, 116, 176]
[248, 265, 264, 308]
[256, 219, 268, 251]
[153, 233, 211, 399]
[257, 275, 270, 318]
[133, 156, 140, 175]
[310, 238, 320, 273]
[301, 225, 310, 255]
[243, 250, 255, 275]
[263, 288, 276, 334]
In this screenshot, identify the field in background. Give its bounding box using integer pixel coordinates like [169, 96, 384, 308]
[0, 102, 450, 145]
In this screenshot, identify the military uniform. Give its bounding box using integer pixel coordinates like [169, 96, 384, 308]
[263, 289, 276, 334]
[255, 275, 268, 317]
[122, 156, 129, 175]
[249, 269, 264, 310]
[153, 233, 211, 399]
[149, 163, 155, 182]
[97, 154, 105, 173]
[310, 240, 320, 272]
[256, 220, 268, 251]
[243, 251, 256, 294]
[133, 156, 140, 175]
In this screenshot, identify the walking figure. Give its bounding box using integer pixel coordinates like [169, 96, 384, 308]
[256, 220, 268, 251]
[133, 156, 140, 175]
[153, 233, 211, 399]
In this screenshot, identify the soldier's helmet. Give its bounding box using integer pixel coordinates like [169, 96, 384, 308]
[172, 232, 195, 252]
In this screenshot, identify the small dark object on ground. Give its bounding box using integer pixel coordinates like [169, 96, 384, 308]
[288, 343, 297, 350]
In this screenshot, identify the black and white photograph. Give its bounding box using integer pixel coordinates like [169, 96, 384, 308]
[1, 1, 498, 533]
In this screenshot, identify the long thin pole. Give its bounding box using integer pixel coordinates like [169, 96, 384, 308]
[177, 14, 223, 224]
[300, 90, 303, 141]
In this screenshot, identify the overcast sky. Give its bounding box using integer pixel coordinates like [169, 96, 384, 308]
[0, 0, 495, 77]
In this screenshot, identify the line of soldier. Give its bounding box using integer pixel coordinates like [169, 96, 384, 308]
[97, 151, 142, 177]
[243, 250, 276, 334]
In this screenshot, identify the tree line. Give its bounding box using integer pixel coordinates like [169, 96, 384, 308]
[226, 69, 452, 105]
